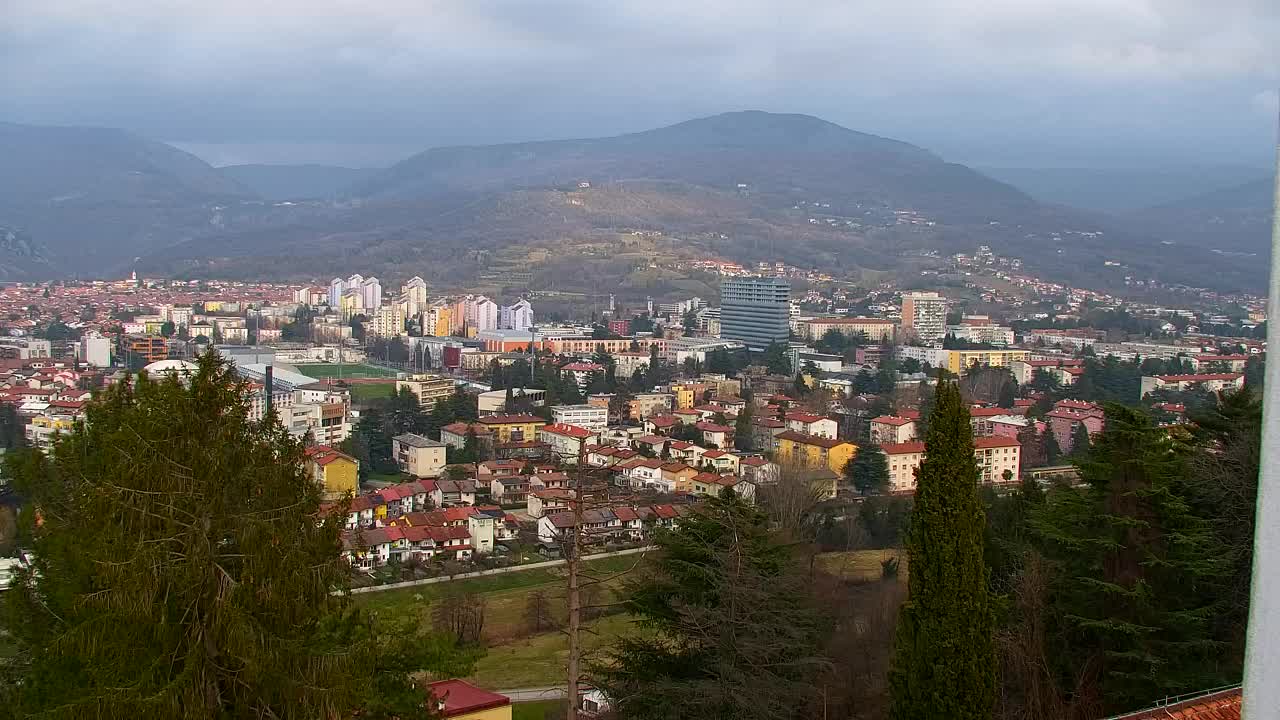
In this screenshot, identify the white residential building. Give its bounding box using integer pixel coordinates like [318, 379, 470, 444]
[500, 299, 534, 331]
[551, 404, 609, 433]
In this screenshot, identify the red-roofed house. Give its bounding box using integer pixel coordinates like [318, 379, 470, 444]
[881, 436, 1021, 492]
[870, 415, 917, 444]
[537, 423, 600, 462]
[784, 411, 837, 439]
[1141, 373, 1244, 397]
[1046, 398, 1106, 455]
[694, 420, 733, 449]
[303, 445, 359, 501]
[427, 679, 512, 719]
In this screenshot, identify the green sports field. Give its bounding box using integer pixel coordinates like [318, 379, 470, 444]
[294, 363, 399, 379]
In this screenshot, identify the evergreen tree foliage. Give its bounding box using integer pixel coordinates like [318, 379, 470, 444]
[597, 491, 828, 720]
[0, 351, 457, 719]
[997, 381, 1016, 409]
[1043, 427, 1063, 465]
[1244, 354, 1265, 390]
[1070, 422, 1092, 457]
[889, 380, 995, 720]
[762, 342, 792, 375]
[1186, 388, 1261, 669]
[843, 444, 890, 495]
[1030, 404, 1227, 713]
[734, 404, 753, 451]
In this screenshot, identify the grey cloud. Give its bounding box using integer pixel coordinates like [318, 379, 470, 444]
[2, 0, 1277, 167]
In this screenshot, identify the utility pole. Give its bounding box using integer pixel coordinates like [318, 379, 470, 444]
[1245, 99, 1280, 719]
[565, 444, 585, 720]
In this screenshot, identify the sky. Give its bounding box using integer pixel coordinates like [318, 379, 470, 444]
[2, 0, 1278, 169]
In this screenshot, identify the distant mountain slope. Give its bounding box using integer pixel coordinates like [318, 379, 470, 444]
[355, 111, 1039, 224]
[1125, 176, 1275, 256]
[3, 113, 1270, 292]
[980, 166, 1268, 213]
[0, 121, 255, 274]
[218, 164, 378, 201]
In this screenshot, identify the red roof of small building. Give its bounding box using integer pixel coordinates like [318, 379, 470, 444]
[561, 362, 605, 372]
[1154, 373, 1244, 382]
[539, 423, 595, 439]
[872, 415, 914, 426]
[304, 445, 355, 467]
[784, 411, 829, 423]
[881, 441, 927, 455]
[776, 430, 849, 449]
[427, 680, 511, 718]
[695, 421, 733, 433]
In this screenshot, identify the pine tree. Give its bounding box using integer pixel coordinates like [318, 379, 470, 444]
[1070, 422, 1091, 457]
[997, 381, 1016, 409]
[0, 350, 459, 719]
[1030, 404, 1227, 713]
[1186, 388, 1260, 669]
[597, 491, 828, 720]
[843, 444, 890, 494]
[734, 404, 753, 451]
[1043, 427, 1063, 465]
[889, 380, 995, 720]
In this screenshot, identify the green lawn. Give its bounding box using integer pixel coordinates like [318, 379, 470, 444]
[364, 471, 407, 485]
[358, 553, 647, 656]
[468, 613, 640, 689]
[513, 700, 567, 720]
[294, 363, 399, 379]
[349, 382, 397, 402]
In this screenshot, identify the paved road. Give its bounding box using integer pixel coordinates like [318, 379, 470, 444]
[345, 545, 653, 595]
[496, 686, 568, 702]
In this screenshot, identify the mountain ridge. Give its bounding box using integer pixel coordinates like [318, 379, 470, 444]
[0, 112, 1270, 292]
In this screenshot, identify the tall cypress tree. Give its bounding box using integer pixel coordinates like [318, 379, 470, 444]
[889, 380, 995, 720]
[0, 351, 465, 719]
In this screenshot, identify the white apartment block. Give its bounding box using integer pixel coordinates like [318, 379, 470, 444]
[881, 436, 1020, 493]
[551, 404, 609, 433]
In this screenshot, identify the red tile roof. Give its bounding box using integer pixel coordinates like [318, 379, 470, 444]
[775, 430, 849, 449]
[427, 680, 511, 717]
[695, 421, 733, 433]
[1154, 373, 1243, 382]
[539, 423, 595, 439]
[881, 441, 927, 455]
[1110, 687, 1240, 719]
[304, 445, 356, 467]
[871, 415, 914, 426]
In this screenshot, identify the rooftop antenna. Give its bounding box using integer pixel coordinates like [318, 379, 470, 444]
[1244, 94, 1280, 718]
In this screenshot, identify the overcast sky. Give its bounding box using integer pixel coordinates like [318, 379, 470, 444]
[3, 0, 1277, 168]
